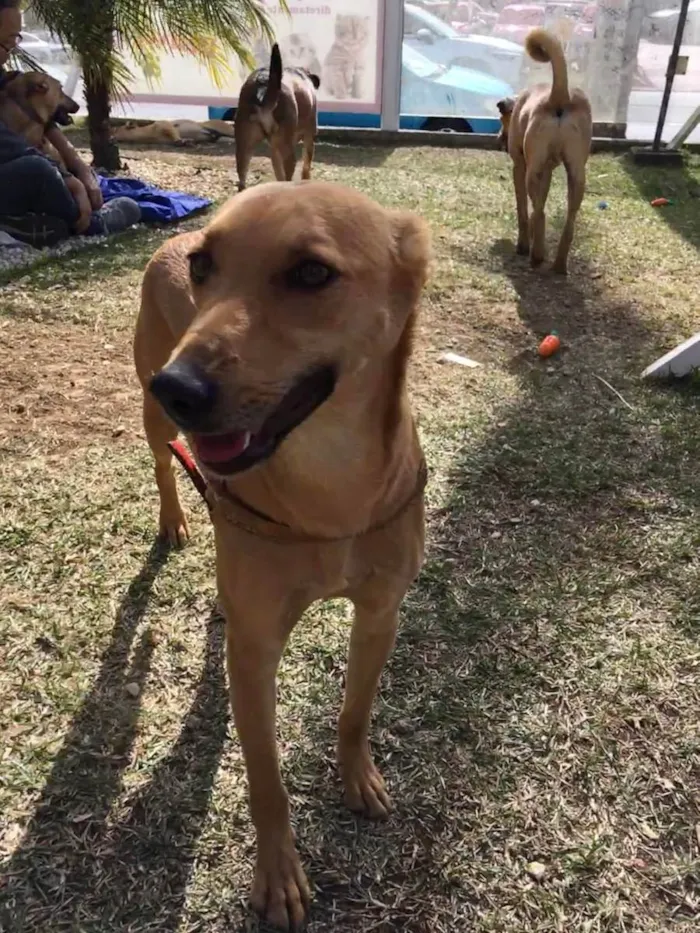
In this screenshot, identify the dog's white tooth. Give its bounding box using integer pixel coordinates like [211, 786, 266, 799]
[241, 431, 252, 451]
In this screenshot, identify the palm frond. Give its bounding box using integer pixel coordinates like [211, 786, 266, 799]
[27, 0, 282, 100]
[9, 47, 46, 73]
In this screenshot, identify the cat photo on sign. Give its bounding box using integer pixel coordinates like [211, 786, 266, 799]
[279, 32, 323, 78]
[250, 33, 322, 83]
[323, 13, 371, 100]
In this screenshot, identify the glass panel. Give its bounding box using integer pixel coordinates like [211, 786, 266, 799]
[632, 1, 700, 143]
[20, 2, 385, 123]
[399, 0, 700, 140]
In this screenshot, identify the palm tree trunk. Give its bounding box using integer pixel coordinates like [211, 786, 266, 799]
[80, 2, 120, 172]
[84, 69, 120, 171]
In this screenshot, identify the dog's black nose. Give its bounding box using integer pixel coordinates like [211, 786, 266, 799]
[149, 359, 217, 429]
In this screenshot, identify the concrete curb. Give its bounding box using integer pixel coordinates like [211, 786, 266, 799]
[100, 118, 700, 155]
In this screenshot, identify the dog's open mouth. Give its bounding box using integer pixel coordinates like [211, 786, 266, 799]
[53, 105, 77, 126]
[191, 364, 337, 476]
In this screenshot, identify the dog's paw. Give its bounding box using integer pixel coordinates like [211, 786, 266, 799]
[516, 239, 529, 256]
[530, 253, 545, 268]
[551, 260, 568, 276]
[339, 745, 393, 819]
[159, 512, 190, 548]
[251, 837, 311, 931]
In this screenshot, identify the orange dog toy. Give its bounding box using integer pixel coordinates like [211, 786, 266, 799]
[538, 332, 561, 358]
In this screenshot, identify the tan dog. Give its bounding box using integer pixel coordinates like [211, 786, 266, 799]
[0, 71, 79, 163]
[134, 180, 431, 929]
[497, 28, 592, 274]
[234, 43, 320, 191]
[113, 118, 236, 145]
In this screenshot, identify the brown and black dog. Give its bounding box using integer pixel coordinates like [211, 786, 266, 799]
[234, 43, 320, 191]
[497, 29, 592, 274]
[0, 71, 79, 164]
[134, 180, 431, 929]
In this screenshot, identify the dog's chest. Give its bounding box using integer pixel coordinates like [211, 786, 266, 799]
[215, 511, 422, 605]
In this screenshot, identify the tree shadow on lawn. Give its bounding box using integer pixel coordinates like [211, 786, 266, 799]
[620, 154, 700, 253]
[0, 541, 229, 933]
[273, 261, 700, 931]
[3, 249, 699, 932]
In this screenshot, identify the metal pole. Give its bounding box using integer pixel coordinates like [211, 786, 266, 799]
[652, 0, 691, 149]
[380, 0, 403, 132]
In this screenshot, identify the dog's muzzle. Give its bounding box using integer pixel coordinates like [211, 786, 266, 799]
[149, 358, 338, 476]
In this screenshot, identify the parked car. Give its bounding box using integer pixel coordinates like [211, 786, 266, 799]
[401, 42, 514, 130]
[492, 3, 544, 44]
[404, 2, 523, 88]
[492, 1, 586, 47]
[647, 2, 700, 44]
[571, 1, 596, 43]
[451, 5, 499, 37]
[19, 31, 72, 66]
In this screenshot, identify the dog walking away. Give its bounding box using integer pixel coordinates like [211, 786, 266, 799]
[134, 180, 431, 929]
[497, 28, 592, 274]
[234, 43, 320, 191]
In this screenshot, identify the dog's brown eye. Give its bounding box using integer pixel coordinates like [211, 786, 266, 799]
[286, 259, 337, 290]
[189, 251, 214, 285]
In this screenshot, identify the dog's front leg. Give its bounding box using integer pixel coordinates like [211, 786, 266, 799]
[338, 581, 404, 819]
[301, 131, 315, 181]
[221, 587, 311, 930]
[234, 122, 263, 191]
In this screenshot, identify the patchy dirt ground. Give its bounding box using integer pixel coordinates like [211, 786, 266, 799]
[0, 142, 699, 933]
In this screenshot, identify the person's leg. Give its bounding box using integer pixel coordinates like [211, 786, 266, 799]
[0, 154, 78, 246]
[0, 154, 79, 223]
[0, 156, 141, 244]
[84, 197, 141, 237]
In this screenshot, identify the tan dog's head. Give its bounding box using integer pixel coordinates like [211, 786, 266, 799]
[112, 121, 136, 140]
[496, 96, 515, 150]
[149, 181, 431, 476]
[4, 72, 79, 126]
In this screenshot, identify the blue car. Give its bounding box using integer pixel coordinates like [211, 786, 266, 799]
[400, 43, 514, 132]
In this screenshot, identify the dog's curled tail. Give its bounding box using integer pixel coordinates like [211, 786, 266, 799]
[525, 28, 569, 111]
[261, 42, 283, 110]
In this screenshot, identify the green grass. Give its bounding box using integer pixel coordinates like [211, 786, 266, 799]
[1, 143, 699, 932]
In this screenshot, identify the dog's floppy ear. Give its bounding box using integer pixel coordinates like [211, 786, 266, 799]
[497, 97, 515, 116]
[390, 211, 432, 301]
[28, 75, 50, 95]
[307, 72, 320, 89]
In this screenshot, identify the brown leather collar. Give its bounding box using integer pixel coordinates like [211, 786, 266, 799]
[209, 459, 428, 543]
[168, 439, 427, 544]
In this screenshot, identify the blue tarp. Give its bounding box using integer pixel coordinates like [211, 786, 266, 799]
[98, 175, 212, 224]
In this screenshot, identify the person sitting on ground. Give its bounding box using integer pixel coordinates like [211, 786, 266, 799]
[0, 0, 140, 246]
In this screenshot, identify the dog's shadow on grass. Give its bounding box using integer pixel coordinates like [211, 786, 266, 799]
[488, 236, 681, 366]
[0, 539, 229, 933]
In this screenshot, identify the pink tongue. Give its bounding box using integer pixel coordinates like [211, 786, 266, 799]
[193, 431, 250, 463]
